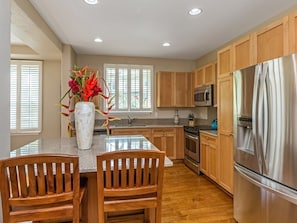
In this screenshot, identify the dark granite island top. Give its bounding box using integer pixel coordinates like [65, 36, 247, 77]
[9, 135, 173, 173]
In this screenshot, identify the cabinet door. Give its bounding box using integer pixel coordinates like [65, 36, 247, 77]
[233, 35, 255, 70]
[195, 68, 204, 87]
[188, 72, 195, 107]
[218, 74, 234, 194]
[204, 63, 215, 85]
[175, 127, 184, 159]
[152, 128, 176, 159]
[112, 128, 152, 141]
[156, 72, 174, 107]
[200, 135, 208, 174]
[255, 16, 289, 62]
[218, 75, 233, 134]
[174, 72, 189, 107]
[217, 45, 233, 77]
[289, 10, 297, 54]
[208, 137, 218, 182]
[218, 133, 233, 193]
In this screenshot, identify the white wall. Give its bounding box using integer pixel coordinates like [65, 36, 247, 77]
[0, 0, 11, 221]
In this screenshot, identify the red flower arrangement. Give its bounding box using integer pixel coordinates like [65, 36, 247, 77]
[59, 65, 118, 136]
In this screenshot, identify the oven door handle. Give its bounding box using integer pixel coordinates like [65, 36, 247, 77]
[186, 134, 198, 140]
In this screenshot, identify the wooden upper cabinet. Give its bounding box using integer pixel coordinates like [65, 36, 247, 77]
[217, 45, 233, 76]
[204, 63, 216, 85]
[194, 62, 216, 87]
[289, 10, 297, 54]
[194, 68, 204, 87]
[156, 71, 193, 108]
[232, 35, 255, 70]
[156, 71, 174, 107]
[254, 16, 289, 63]
[174, 72, 192, 107]
[217, 74, 233, 133]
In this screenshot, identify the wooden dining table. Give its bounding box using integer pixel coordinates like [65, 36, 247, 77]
[9, 135, 173, 222]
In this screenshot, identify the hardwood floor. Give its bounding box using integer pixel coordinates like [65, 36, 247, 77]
[162, 162, 234, 223]
[109, 162, 235, 223]
[36, 162, 235, 223]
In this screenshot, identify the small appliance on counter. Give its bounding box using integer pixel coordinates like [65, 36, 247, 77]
[211, 118, 217, 130]
[173, 109, 179, 124]
[188, 113, 195, 127]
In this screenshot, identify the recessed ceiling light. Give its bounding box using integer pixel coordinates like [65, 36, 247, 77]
[84, 0, 99, 5]
[189, 8, 202, 16]
[94, 38, 103, 43]
[162, 42, 170, 47]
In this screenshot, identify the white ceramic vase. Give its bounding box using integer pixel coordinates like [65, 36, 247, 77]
[74, 101, 95, 150]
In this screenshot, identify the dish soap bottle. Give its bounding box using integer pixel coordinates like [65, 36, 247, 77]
[174, 110, 179, 124]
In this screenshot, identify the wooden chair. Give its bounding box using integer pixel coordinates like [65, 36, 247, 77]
[0, 154, 88, 223]
[96, 150, 165, 223]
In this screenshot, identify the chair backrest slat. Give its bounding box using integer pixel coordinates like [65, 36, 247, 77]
[18, 165, 28, 197]
[46, 163, 55, 194]
[136, 158, 142, 186]
[113, 159, 119, 188]
[64, 163, 72, 192]
[55, 162, 63, 193]
[9, 166, 19, 197]
[128, 158, 134, 188]
[28, 164, 37, 196]
[143, 158, 149, 186]
[106, 160, 111, 188]
[121, 158, 127, 187]
[37, 163, 46, 195]
[151, 159, 157, 185]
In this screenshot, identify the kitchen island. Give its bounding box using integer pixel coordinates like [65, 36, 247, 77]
[9, 135, 173, 222]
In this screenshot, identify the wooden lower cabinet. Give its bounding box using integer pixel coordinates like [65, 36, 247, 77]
[152, 128, 176, 160]
[200, 133, 218, 182]
[111, 128, 152, 141]
[218, 133, 234, 194]
[112, 126, 184, 160]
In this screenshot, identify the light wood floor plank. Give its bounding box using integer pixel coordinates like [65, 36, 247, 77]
[161, 162, 234, 223]
[109, 162, 235, 223]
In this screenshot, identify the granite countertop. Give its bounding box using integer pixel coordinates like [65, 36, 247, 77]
[94, 124, 184, 130]
[200, 130, 218, 136]
[9, 135, 173, 173]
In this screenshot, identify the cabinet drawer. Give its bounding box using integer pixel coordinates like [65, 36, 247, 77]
[152, 128, 175, 135]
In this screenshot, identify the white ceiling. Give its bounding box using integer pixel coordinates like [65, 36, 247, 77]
[13, 0, 297, 60]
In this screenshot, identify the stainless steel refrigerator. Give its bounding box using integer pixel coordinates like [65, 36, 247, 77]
[233, 53, 297, 223]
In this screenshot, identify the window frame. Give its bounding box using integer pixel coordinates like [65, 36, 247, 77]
[103, 63, 154, 114]
[10, 60, 43, 134]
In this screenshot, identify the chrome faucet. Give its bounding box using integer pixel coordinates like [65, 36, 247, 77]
[127, 115, 135, 125]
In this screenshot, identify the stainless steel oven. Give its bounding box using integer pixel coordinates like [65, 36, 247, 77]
[184, 125, 213, 175]
[184, 130, 200, 174]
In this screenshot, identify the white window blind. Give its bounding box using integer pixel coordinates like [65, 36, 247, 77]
[10, 60, 42, 133]
[104, 64, 153, 112]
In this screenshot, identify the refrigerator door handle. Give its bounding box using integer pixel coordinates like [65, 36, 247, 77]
[252, 64, 263, 172]
[260, 63, 269, 174]
[235, 164, 297, 206]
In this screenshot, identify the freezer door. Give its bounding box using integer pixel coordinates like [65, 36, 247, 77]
[234, 164, 267, 223]
[234, 164, 297, 223]
[233, 65, 262, 174]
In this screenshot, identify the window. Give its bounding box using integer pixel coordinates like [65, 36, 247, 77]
[10, 60, 42, 134]
[104, 64, 153, 113]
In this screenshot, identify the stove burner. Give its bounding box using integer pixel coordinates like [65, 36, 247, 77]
[184, 125, 213, 135]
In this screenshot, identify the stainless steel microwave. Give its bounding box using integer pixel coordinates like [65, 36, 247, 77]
[194, 85, 213, 106]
